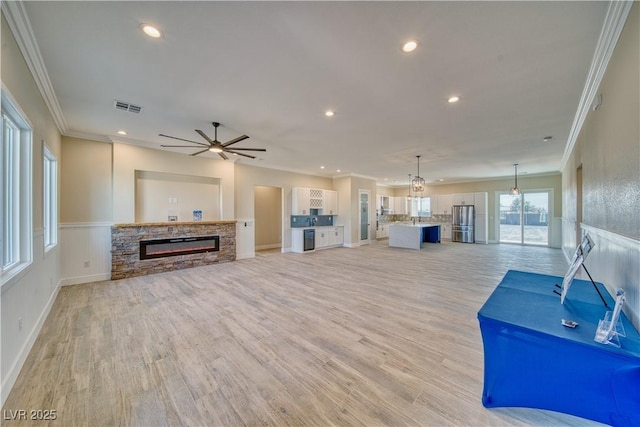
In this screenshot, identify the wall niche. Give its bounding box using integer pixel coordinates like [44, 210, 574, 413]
[135, 170, 221, 222]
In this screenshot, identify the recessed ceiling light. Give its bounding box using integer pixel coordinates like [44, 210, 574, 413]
[325, 110, 335, 117]
[320, 166, 325, 169]
[337, 169, 341, 173]
[140, 24, 162, 38]
[438, 178, 444, 182]
[447, 96, 460, 103]
[402, 40, 418, 53]
[543, 136, 553, 142]
[209, 147, 223, 153]
[117, 130, 127, 135]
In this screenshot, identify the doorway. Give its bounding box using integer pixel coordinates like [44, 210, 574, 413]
[359, 190, 370, 246]
[254, 186, 282, 252]
[499, 191, 550, 246]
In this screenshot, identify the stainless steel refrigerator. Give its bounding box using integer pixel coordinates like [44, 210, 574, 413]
[452, 205, 475, 243]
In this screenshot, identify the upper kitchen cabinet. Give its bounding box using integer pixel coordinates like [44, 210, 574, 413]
[452, 193, 474, 206]
[433, 194, 453, 215]
[292, 187, 338, 215]
[293, 187, 311, 215]
[323, 190, 338, 215]
[391, 197, 407, 215]
[378, 195, 390, 214]
[474, 192, 488, 215]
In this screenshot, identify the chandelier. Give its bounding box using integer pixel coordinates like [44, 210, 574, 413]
[412, 155, 425, 193]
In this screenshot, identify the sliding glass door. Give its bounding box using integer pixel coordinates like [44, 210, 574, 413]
[499, 191, 550, 246]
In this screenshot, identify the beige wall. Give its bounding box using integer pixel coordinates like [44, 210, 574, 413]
[562, 3, 639, 329]
[254, 186, 282, 249]
[388, 174, 562, 243]
[1, 13, 62, 405]
[567, 5, 639, 240]
[135, 171, 221, 222]
[234, 163, 332, 219]
[112, 143, 235, 223]
[60, 136, 112, 223]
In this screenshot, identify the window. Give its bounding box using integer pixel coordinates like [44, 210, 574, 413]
[410, 196, 431, 217]
[1, 91, 33, 285]
[44, 145, 57, 250]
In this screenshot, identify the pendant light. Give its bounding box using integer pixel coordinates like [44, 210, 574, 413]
[412, 156, 425, 193]
[510, 163, 521, 195]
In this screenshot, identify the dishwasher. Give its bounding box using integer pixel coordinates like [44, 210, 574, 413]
[303, 229, 315, 251]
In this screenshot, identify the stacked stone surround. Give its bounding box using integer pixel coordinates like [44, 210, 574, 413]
[111, 221, 236, 280]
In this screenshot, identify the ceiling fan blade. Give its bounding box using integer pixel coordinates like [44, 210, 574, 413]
[161, 144, 205, 148]
[159, 134, 209, 147]
[222, 135, 249, 147]
[190, 148, 210, 156]
[225, 150, 256, 159]
[218, 151, 229, 160]
[195, 129, 215, 144]
[225, 147, 266, 152]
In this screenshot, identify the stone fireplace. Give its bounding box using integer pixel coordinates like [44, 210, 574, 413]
[111, 221, 236, 280]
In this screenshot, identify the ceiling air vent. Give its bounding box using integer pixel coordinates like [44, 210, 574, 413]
[114, 100, 143, 114]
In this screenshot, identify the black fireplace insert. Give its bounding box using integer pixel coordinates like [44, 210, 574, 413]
[140, 235, 220, 260]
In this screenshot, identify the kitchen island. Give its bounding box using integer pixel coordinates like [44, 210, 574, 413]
[388, 223, 441, 250]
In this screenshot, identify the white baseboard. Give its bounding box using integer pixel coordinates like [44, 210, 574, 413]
[236, 252, 255, 260]
[60, 273, 111, 286]
[1, 280, 61, 406]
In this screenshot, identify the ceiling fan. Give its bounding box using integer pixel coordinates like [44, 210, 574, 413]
[159, 122, 266, 160]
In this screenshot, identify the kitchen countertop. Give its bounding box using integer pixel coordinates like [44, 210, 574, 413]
[392, 222, 440, 228]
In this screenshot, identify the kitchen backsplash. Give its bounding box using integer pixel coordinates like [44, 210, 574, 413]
[378, 214, 452, 223]
[291, 215, 335, 228]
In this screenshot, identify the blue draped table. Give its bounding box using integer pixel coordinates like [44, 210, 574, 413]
[477, 270, 640, 426]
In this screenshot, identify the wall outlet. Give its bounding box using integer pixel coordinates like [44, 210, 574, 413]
[83, 261, 90, 268]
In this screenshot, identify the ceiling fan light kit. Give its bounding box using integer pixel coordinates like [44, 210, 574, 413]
[159, 121, 266, 160]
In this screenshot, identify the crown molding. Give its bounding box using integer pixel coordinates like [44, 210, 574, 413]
[2, 1, 68, 133]
[561, 0, 633, 170]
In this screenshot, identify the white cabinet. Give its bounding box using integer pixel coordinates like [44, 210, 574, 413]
[378, 195, 390, 214]
[323, 190, 338, 215]
[293, 187, 338, 215]
[452, 193, 474, 206]
[474, 192, 488, 215]
[441, 222, 452, 240]
[476, 214, 488, 243]
[377, 223, 389, 239]
[317, 226, 344, 249]
[391, 197, 407, 215]
[436, 194, 453, 215]
[327, 226, 344, 246]
[292, 188, 311, 215]
[316, 229, 329, 248]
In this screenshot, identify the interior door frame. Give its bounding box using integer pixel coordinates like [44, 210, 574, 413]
[359, 189, 371, 246]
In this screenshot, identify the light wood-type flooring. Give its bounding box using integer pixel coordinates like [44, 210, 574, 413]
[3, 241, 605, 426]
